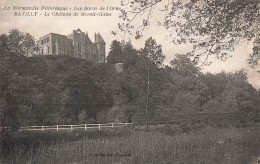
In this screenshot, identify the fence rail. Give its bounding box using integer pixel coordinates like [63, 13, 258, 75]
[18, 123, 132, 131]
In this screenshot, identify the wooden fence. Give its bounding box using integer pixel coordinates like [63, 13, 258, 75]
[19, 123, 133, 131]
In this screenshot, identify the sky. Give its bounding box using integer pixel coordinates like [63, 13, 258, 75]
[0, 0, 259, 89]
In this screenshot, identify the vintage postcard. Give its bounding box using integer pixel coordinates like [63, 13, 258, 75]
[0, 0, 259, 163]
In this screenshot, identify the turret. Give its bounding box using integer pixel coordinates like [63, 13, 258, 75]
[95, 33, 106, 62]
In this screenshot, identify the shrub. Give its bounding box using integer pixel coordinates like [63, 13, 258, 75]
[96, 110, 108, 123]
[173, 92, 200, 113]
[107, 106, 127, 123]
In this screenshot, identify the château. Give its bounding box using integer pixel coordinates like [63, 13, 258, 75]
[37, 28, 106, 62]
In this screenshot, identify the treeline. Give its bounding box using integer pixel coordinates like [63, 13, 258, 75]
[105, 39, 260, 126]
[0, 29, 259, 131]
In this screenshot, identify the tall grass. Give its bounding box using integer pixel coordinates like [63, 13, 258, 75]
[1, 127, 259, 164]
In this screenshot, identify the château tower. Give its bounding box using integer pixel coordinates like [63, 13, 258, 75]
[95, 33, 106, 63]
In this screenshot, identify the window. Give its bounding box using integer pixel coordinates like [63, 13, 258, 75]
[53, 45, 56, 54]
[41, 40, 43, 45]
[47, 37, 49, 43]
[78, 43, 81, 52]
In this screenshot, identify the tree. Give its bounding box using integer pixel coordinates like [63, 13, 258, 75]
[7, 29, 36, 56]
[217, 89, 240, 113]
[248, 31, 260, 68]
[140, 37, 165, 128]
[121, 41, 138, 72]
[143, 37, 165, 67]
[107, 40, 123, 64]
[107, 106, 127, 123]
[170, 54, 201, 77]
[168, 54, 210, 105]
[0, 29, 35, 131]
[173, 92, 200, 113]
[202, 99, 222, 113]
[22, 32, 36, 57]
[111, 38, 165, 125]
[202, 70, 259, 119]
[117, 0, 259, 66]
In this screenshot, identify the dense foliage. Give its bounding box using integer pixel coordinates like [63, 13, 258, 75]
[0, 29, 259, 131]
[106, 39, 260, 127]
[0, 54, 116, 128]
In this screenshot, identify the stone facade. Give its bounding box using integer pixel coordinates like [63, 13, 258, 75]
[37, 29, 106, 62]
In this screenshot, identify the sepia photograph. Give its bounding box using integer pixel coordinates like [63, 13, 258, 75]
[0, 0, 259, 163]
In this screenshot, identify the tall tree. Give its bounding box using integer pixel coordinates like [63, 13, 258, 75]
[22, 32, 36, 57]
[121, 41, 138, 72]
[141, 37, 165, 128]
[0, 29, 35, 131]
[170, 54, 201, 77]
[7, 29, 36, 56]
[107, 40, 123, 64]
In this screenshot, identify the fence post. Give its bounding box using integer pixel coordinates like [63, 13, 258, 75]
[112, 123, 114, 128]
[85, 124, 87, 130]
[42, 126, 44, 131]
[125, 123, 128, 126]
[98, 124, 101, 130]
[57, 125, 59, 131]
[71, 125, 73, 131]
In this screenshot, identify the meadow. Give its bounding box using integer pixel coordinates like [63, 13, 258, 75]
[1, 125, 259, 164]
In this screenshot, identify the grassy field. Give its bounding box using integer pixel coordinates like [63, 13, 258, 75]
[1, 126, 259, 164]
